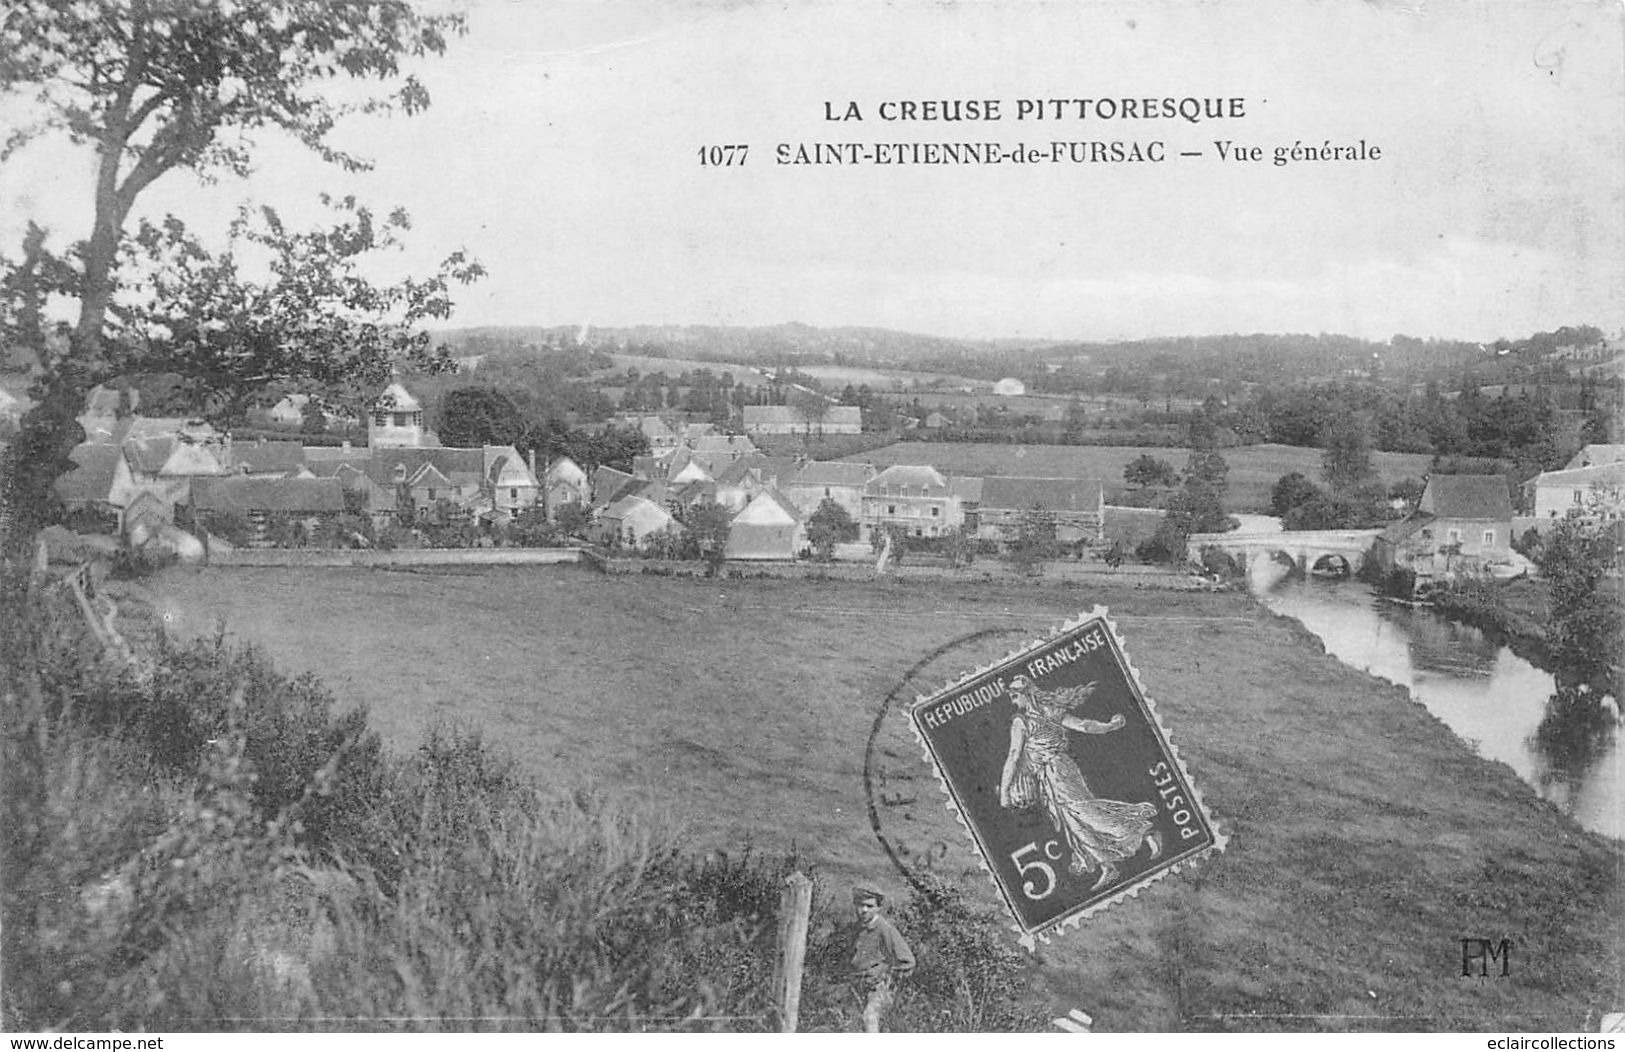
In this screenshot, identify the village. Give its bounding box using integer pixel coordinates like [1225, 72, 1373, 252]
[42, 368, 1625, 596]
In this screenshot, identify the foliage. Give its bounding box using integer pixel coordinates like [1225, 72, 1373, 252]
[1, 577, 1053, 1031]
[1319, 410, 1376, 490]
[673, 501, 732, 568]
[942, 525, 978, 568]
[1270, 472, 1322, 518]
[806, 498, 859, 561]
[0, 0, 476, 548]
[438, 386, 524, 449]
[553, 501, 595, 540]
[1124, 453, 1177, 490]
[1537, 516, 1624, 695]
[1183, 449, 1229, 495]
[1008, 505, 1059, 575]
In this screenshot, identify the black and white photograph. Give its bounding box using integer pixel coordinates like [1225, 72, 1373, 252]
[1, 0, 1621, 1037]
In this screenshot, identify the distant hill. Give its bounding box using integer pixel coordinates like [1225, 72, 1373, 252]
[428, 322, 1042, 366]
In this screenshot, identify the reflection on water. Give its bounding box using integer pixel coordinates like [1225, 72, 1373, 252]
[1250, 562, 1620, 841]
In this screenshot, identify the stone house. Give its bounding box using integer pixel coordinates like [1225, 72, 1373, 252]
[723, 488, 806, 560]
[781, 460, 875, 521]
[859, 464, 965, 541]
[1373, 474, 1514, 580]
[975, 477, 1106, 545]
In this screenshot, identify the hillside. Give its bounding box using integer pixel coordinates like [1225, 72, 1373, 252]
[127, 567, 1623, 1031]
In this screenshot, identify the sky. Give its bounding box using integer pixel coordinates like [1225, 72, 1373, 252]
[2, 0, 1622, 344]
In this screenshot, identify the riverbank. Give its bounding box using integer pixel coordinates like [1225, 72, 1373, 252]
[120, 566, 1623, 1030]
[1428, 578, 1554, 667]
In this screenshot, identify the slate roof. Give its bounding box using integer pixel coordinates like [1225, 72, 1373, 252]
[54, 444, 122, 505]
[190, 476, 346, 514]
[373, 382, 422, 412]
[788, 461, 874, 488]
[364, 448, 484, 488]
[1420, 475, 1513, 520]
[593, 465, 638, 505]
[1564, 444, 1625, 470]
[1530, 462, 1625, 489]
[714, 454, 799, 487]
[978, 477, 1104, 513]
[232, 440, 306, 476]
[123, 437, 175, 476]
[866, 464, 951, 495]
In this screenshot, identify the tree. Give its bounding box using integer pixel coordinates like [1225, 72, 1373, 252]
[1123, 454, 1177, 491]
[1, 0, 471, 545]
[439, 386, 524, 448]
[1319, 411, 1375, 491]
[1539, 515, 1623, 695]
[1270, 472, 1321, 518]
[1009, 506, 1058, 576]
[1183, 449, 1229, 496]
[299, 398, 328, 437]
[675, 500, 732, 571]
[805, 498, 858, 561]
[552, 501, 594, 541]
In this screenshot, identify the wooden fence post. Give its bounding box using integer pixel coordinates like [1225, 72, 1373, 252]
[777, 871, 814, 1032]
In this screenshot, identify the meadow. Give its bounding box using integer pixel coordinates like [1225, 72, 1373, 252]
[846, 441, 1439, 512]
[129, 565, 1623, 1031]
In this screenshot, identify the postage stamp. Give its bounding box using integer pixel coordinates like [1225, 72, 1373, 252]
[909, 606, 1225, 945]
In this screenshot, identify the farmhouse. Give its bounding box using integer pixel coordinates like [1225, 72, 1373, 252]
[1525, 461, 1625, 522]
[781, 460, 875, 519]
[1373, 474, 1514, 580]
[543, 456, 592, 513]
[723, 488, 806, 560]
[596, 494, 680, 547]
[975, 477, 1106, 544]
[188, 476, 347, 546]
[713, 455, 800, 512]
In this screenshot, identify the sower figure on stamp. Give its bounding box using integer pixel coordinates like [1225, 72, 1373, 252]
[998, 675, 1161, 891]
[847, 886, 915, 1032]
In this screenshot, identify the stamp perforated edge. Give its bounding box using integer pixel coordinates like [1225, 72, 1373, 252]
[905, 604, 1230, 950]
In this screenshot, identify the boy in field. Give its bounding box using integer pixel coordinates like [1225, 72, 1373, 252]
[848, 886, 915, 1032]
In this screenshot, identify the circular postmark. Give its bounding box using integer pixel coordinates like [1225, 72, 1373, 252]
[862, 625, 1034, 898]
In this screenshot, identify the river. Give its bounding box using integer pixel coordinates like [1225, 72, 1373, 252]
[1247, 558, 1621, 841]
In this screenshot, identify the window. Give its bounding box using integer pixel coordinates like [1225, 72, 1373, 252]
[824, 487, 831, 497]
[393, 412, 409, 427]
[1573, 489, 1584, 504]
[1447, 529, 1461, 543]
[1483, 529, 1495, 545]
[428, 488, 437, 500]
[510, 487, 519, 500]
[887, 504, 896, 515]
[931, 506, 940, 517]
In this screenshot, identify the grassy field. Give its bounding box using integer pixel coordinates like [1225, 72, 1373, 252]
[129, 566, 1621, 1032]
[845, 442, 1438, 512]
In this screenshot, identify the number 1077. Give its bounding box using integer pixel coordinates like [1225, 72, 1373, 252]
[698, 144, 748, 166]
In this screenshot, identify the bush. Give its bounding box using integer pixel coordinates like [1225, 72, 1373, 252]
[109, 544, 178, 580]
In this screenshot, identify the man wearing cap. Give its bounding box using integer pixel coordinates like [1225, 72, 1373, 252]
[848, 886, 915, 1032]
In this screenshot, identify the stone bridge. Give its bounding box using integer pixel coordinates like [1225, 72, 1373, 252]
[1185, 527, 1382, 576]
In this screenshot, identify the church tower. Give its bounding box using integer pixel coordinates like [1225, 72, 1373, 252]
[369, 381, 426, 448]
